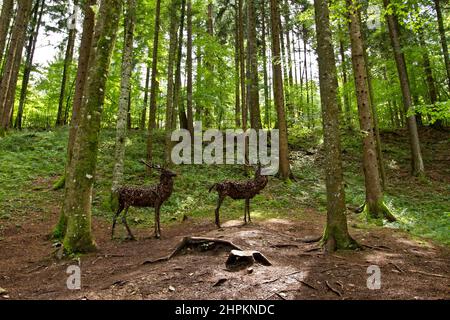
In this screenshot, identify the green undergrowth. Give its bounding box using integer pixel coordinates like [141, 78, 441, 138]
[0, 127, 448, 246]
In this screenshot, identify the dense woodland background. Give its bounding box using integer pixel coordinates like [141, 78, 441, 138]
[0, 0, 449, 257]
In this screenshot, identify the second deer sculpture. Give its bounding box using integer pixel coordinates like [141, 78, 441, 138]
[209, 164, 268, 228]
[111, 160, 177, 240]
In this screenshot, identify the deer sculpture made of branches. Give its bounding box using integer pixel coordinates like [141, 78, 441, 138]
[111, 160, 177, 240]
[209, 164, 269, 228]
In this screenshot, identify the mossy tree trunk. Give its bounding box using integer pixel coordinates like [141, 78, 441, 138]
[347, 0, 395, 222]
[314, 0, 357, 251]
[62, 0, 122, 254]
[53, 0, 97, 240]
[112, 0, 136, 193]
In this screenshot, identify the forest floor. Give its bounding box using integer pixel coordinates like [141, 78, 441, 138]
[0, 126, 449, 300]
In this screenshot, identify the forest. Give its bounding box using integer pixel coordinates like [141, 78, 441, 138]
[0, 0, 449, 301]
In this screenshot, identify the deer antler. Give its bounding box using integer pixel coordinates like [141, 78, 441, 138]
[139, 159, 161, 170]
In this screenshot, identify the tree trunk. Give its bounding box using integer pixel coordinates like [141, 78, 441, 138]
[238, 0, 247, 130]
[383, 0, 424, 177]
[283, 0, 293, 87]
[261, 0, 270, 128]
[53, 0, 97, 239]
[15, 0, 44, 130]
[112, 0, 136, 193]
[174, 0, 186, 130]
[0, 0, 33, 136]
[339, 39, 352, 129]
[361, 14, 386, 189]
[146, 0, 162, 167]
[186, 0, 194, 134]
[140, 63, 150, 130]
[62, 0, 122, 253]
[0, 0, 14, 67]
[269, 0, 290, 180]
[347, 0, 394, 221]
[314, 0, 357, 251]
[419, 30, 441, 129]
[164, 0, 180, 165]
[234, 0, 241, 128]
[247, 0, 261, 129]
[56, 0, 78, 126]
[434, 0, 450, 92]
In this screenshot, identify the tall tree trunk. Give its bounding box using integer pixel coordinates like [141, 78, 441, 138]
[433, 0, 450, 92]
[62, 0, 122, 253]
[261, 0, 270, 128]
[15, 0, 44, 130]
[112, 0, 136, 193]
[238, 0, 247, 130]
[347, 0, 394, 221]
[140, 63, 150, 130]
[247, 0, 261, 129]
[314, 0, 357, 251]
[303, 30, 311, 128]
[283, 0, 293, 87]
[0, 0, 33, 136]
[339, 39, 352, 129]
[56, 0, 78, 126]
[53, 0, 97, 239]
[146, 0, 162, 166]
[383, 0, 424, 177]
[361, 14, 386, 189]
[296, 31, 303, 113]
[174, 0, 186, 130]
[186, 0, 194, 134]
[269, 0, 290, 180]
[419, 30, 441, 129]
[234, 0, 241, 128]
[0, 0, 14, 67]
[164, 0, 180, 165]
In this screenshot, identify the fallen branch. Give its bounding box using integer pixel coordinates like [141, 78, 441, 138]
[270, 243, 299, 249]
[142, 237, 243, 264]
[408, 269, 449, 279]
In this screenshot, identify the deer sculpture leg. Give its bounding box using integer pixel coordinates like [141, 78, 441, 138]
[111, 204, 124, 239]
[122, 206, 136, 240]
[247, 199, 252, 223]
[154, 203, 161, 239]
[215, 194, 225, 228]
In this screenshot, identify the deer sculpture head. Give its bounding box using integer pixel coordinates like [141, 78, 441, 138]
[139, 160, 177, 179]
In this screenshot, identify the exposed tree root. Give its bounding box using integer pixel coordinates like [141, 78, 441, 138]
[325, 280, 342, 297]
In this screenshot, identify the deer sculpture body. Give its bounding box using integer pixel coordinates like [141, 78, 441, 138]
[209, 164, 268, 228]
[111, 161, 177, 240]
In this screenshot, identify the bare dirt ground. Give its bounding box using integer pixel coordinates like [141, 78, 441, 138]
[0, 207, 448, 300]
